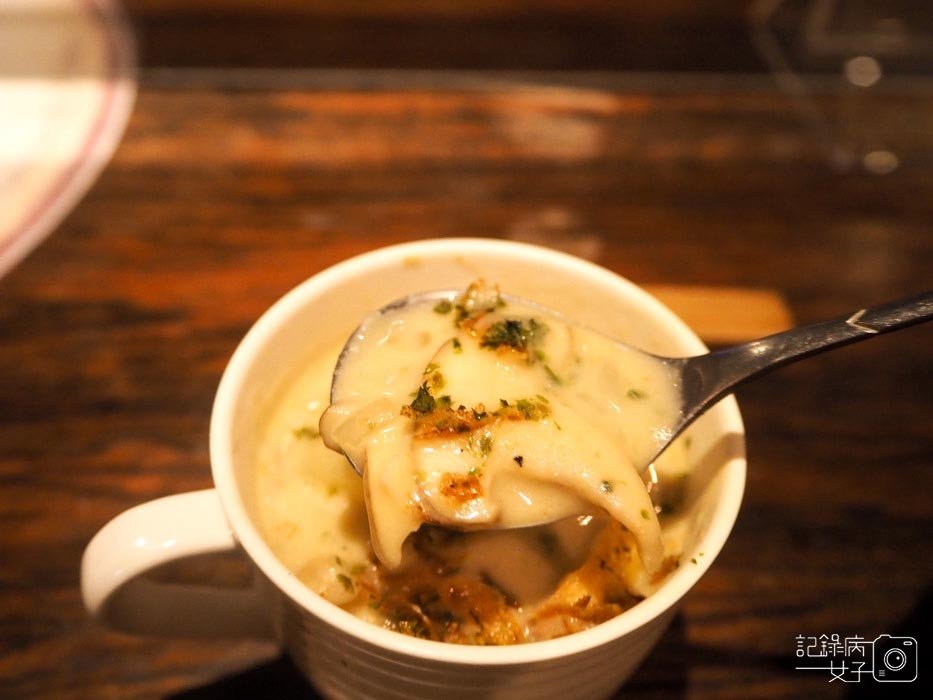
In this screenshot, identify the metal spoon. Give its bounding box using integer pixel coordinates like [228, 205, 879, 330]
[332, 289, 932, 474]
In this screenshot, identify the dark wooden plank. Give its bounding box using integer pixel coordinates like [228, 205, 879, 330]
[117, 0, 933, 75]
[121, 0, 764, 73]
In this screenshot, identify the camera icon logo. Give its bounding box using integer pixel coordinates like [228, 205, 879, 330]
[872, 635, 918, 682]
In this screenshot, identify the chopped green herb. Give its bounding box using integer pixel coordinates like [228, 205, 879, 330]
[467, 431, 492, 460]
[389, 608, 430, 638]
[409, 383, 435, 413]
[423, 364, 445, 392]
[292, 426, 320, 439]
[627, 388, 647, 400]
[336, 573, 354, 593]
[599, 480, 614, 494]
[436, 395, 452, 409]
[478, 434, 493, 455]
[543, 364, 563, 385]
[467, 466, 483, 478]
[690, 557, 698, 565]
[534, 349, 547, 361]
[451, 337, 463, 353]
[535, 394, 550, 404]
[480, 318, 546, 354]
[514, 398, 550, 420]
[513, 455, 524, 467]
[640, 508, 651, 520]
[433, 300, 453, 314]
[491, 397, 550, 421]
[327, 484, 339, 497]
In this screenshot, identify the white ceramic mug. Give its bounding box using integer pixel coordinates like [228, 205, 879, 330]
[82, 238, 746, 699]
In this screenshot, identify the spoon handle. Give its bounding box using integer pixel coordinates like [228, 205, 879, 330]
[672, 290, 933, 437]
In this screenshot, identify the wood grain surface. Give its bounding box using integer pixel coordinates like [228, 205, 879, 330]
[1, 43, 932, 700]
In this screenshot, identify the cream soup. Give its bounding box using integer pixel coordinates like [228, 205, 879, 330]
[322, 283, 683, 570]
[255, 283, 693, 644]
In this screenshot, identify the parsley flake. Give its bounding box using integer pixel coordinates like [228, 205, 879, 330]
[409, 383, 435, 413]
[480, 318, 546, 354]
[292, 426, 320, 440]
[543, 364, 563, 385]
[478, 434, 493, 455]
[336, 573, 355, 593]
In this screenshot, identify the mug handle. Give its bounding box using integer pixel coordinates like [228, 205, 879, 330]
[81, 489, 275, 639]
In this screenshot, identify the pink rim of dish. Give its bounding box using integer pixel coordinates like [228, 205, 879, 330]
[0, 0, 136, 278]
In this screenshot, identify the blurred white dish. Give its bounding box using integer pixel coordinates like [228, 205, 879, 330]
[0, 0, 135, 278]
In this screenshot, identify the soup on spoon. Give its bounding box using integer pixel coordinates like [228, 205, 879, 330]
[322, 279, 933, 577]
[320, 281, 682, 575]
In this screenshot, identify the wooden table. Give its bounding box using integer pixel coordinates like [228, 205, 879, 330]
[2, 4, 932, 698]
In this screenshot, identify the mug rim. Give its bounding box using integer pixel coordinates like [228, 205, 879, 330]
[210, 237, 746, 664]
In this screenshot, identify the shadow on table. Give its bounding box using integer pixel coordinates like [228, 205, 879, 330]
[623, 612, 806, 699]
[620, 613, 690, 697]
[167, 657, 322, 700]
[844, 585, 932, 698]
[631, 586, 933, 699]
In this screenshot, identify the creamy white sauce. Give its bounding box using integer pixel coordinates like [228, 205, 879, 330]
[321, 284, 682, 574]
[254, 284, 693, 643]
